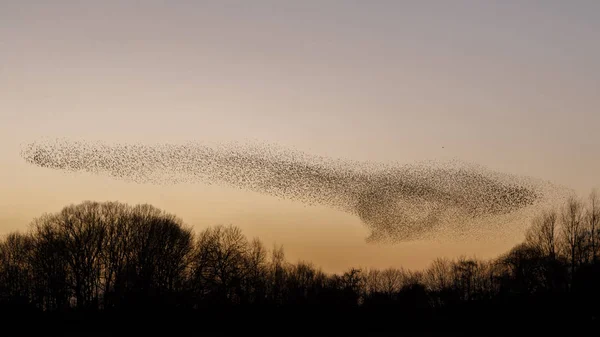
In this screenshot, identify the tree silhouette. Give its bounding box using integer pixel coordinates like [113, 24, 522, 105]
[2, 196, 600, 336]
[561, 196, 586, 284]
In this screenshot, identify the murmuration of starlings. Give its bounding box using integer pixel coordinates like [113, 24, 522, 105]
[21, 138, 571, 242]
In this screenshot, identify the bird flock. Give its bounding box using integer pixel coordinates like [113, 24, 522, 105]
[20, 138, 570, 242]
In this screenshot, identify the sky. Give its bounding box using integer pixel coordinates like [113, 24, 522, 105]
[1, 0, 599, 273]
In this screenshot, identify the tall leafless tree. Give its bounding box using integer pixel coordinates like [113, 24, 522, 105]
[526, 209, 558, 260]
[561, 196, 585, 281]
[585, 190, 600, 264]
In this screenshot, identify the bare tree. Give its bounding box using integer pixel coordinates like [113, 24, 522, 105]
[101, 202, 132, 309]
[341, 268, 364, 290]
[526, 209, 559, 260]
[424, 257, 452, 293]
[285, 261, 327, 304]
[123, 204, 193, 302]
[423, 257, 453, 307]
[30, 217, 70, 311]
[364, 268, 383, 296]
[340, 268, 365, 305]
[560, 196, 585, 279]
[243, 238, 269, 303]
[31, 202, 108, 310]
[585, 190, 600, 263]
[452, 257, 478, 301]
[380, 268, 404, 297]
[192, 225, 249, 303]
[268, 244, 287, 305]
[499, 243, 547, 294]
[0, 232, 34, 306]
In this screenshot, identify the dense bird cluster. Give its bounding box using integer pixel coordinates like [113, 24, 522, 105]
[20, 138, 569, 242]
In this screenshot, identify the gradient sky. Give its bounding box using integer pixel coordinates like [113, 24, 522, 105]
[1, 0, 599, 273]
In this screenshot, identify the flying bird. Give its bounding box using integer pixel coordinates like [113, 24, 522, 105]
[20, 138, 568, 242]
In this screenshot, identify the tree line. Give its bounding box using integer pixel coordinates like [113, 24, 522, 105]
[1, 194, 600, 336]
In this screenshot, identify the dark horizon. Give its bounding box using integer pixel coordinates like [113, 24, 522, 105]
[3, 0, 600, 273]
[2, 195, 599, 336]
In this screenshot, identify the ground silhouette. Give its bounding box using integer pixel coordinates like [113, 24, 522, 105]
[1, 195, 600, 336]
